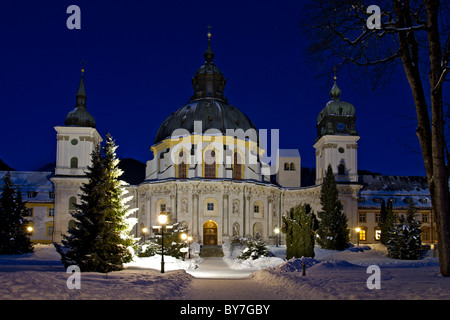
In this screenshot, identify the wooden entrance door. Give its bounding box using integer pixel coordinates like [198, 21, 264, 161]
[203, 220, 218, 245]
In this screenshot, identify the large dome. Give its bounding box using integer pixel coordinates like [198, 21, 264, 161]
[154, 99, 257, 145]
[154, 34, 257, 145]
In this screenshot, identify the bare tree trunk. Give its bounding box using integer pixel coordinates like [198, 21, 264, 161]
[398, 0, 450, 276]
[425, 0, 450, 277]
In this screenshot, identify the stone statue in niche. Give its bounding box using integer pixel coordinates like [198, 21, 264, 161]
[181, 198, 188, 213]
[232, 222, 240, 236]
[232, 199, 240, 214]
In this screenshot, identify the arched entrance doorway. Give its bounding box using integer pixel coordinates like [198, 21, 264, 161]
[203, 220, 218, 245]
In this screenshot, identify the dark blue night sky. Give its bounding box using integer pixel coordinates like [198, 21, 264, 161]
[0, 0, 425, 177]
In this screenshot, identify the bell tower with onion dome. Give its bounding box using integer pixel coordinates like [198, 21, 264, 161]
[54, 69, 102, 177]
[313, 74, 359, 185]
[52, 69, 102, 242]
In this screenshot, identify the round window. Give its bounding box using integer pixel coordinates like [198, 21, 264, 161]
[71, 139, 78, 146]
[338, 147, 345, 153]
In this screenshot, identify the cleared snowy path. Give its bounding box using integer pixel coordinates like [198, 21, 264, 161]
[186, 257, 254, 279]
[182, 257, 289, 300]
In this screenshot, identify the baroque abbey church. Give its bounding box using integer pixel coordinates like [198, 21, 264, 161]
[51, 33, 363, 246]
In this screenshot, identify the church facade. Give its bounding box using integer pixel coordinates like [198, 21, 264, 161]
[51, 34, 363, 246]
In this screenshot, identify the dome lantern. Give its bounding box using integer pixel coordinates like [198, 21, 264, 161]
[190, 30, 227, 102]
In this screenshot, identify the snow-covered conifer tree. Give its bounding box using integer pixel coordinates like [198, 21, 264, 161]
[387, 199, 422, 260]
[317, 165, 349, 250]
[282, 204, 317, 259]
[0, 172, 33, 254]
[55, 134, 137, 272]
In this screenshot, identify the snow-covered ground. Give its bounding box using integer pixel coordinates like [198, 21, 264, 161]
[0, 243, 449, 300]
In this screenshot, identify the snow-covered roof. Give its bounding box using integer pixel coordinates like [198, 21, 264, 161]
[0, 171, 54, 203]
[277, 149, 300, 158]
[358, 175, 431, 209]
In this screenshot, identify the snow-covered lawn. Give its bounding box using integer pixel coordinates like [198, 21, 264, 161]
[0, 245, 192, 300]
[254, 245, 450, 300]
[0, 243, 450, 300]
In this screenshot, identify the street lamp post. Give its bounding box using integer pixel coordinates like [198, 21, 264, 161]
[158, 212, 168, 273]
[274, 227, 280, 247]
[141, 226, 148, 242]
[355, 227, 361, 251]
[26, 225, 33, 241]
[181, 233, 187, 261]
[187, 236, 193, 259]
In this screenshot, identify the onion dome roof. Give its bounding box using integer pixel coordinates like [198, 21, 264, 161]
[317, 79, 355, 123]
[65, 70, 96, 128]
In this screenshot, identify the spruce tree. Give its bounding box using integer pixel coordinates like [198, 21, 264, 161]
[0, 173, 33, 254]
[12, 187, 34, 254]
[379, 200, 396, 245]
[160, 220, 188, 259]
[0, 172, 16, 254]
[55, 134, 137, 272]
[387, 199, 422, 260]
[282, 204, 317, 259]
[238, 236, 271, 260]
[316, 165, 349, 250]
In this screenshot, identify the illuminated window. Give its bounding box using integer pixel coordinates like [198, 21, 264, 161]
[359, 228, 367, 241]
[422, 213, 429, 223]
[207, 203, 214, 211]
[48, 208, 55, 217]
[284, 163, 289, 171]
[374, 228, 381, 241]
